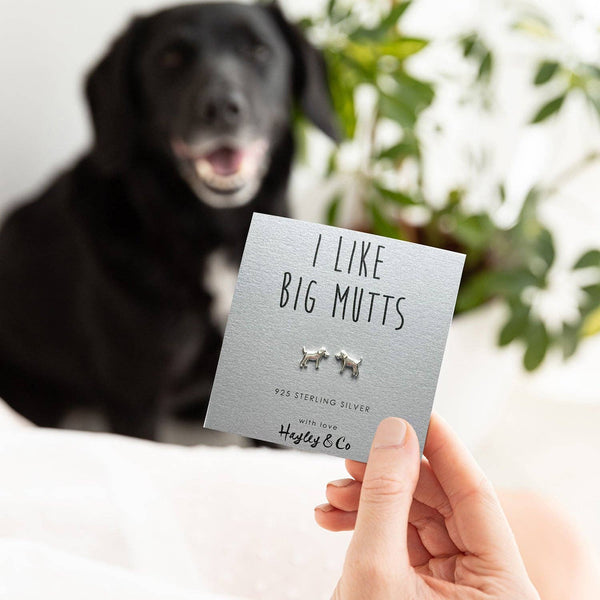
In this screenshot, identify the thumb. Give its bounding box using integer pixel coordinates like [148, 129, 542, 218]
[347, 418, 420, 573]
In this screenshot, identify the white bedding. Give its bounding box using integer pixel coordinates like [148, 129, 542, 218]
[1, 384, 599, 600]
[0, 402, 351, 600]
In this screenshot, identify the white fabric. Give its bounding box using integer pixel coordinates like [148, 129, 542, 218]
[0, 403, 351, 600]
[1, 387, 599, 599]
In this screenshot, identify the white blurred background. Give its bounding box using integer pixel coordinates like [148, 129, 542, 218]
[1, 0, 599, 550]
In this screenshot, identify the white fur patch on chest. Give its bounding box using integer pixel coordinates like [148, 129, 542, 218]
[203, 249, 238, 332]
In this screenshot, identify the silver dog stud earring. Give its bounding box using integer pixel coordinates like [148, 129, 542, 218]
[299, 346, 329, 370]
[335, 350, 362, 377]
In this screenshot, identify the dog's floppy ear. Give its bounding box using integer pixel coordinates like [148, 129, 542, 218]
[85, 17, 145, 174]
[267, 4, 342, 142]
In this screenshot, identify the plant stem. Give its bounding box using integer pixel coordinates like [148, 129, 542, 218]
[545, 150, 600, 195]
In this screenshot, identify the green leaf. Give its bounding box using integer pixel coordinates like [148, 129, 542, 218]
[561, 322, 581, 358]
[456, 271, 501, 312]
[536, 228, 555, 269]
[460, 33, 477, 58]
[327, 0, 352, 23]
[530, 94, 566, 123]
[374, 38, 428, 61]
[587, 94, 600, 121]
[376, 138, 420, 161]
[511, 14, 554, 38]
[345, 38, 428, 69]
[513, 186, 541, 230]
[369, 202, 402, 239]
[325, 193, 342, 226]
[375, 184, 417, 206]
[379, 1, 411, 29]
[446, 188, 464, 208]
[534, 61, 559, 85]
[325, 151, 337, 176]
[326, 55, 358, 138]
[581, 62, 600, 79]
[378, 93, 417, 127]
[393, 72, 435, 113]
[498, 183, 506, 204]
[582, 306, 600, 337]
[337, 53, 377, 86]
[456, 269, 539, 313]
[477, 51, 493, 81]
[498, 303, 530, 346]
[523, 320, 549, 371]
[452, 214, 496, 250]
[573, 249, 600, 269]
[291, 112, 314, 163]
[582, 283, 600, 304]
[297, 17, 314, 31]
[458, 33, 493, 84]
[350, 2, 412, 42]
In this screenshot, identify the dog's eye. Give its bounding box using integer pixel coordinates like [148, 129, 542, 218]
[244, 41, 271, 63]
[252, 43, 270, 62]
[161, 49, 184, 69]
[158, 42, 193, 70]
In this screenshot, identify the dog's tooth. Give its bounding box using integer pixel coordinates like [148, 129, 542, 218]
[195, 159, 213, 179]
[240, 155, 251, 176]
[194, 157, 250, 193]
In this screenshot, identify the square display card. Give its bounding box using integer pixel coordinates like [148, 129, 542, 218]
[204, 213, 465, 461]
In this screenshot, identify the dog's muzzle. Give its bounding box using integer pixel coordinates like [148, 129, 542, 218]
[172, 137, 269, 208]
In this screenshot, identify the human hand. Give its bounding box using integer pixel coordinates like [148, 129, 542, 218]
[315, 415, 540, 600]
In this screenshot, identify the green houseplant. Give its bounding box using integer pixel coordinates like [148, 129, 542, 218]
[296, 0, 600, 372]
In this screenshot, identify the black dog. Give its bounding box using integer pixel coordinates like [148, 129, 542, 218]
[0, 2, 339, 439]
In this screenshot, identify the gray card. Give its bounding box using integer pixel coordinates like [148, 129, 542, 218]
[204, 213, 465, 461]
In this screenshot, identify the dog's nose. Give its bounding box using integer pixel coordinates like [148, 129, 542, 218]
[198, 90, 248, 127]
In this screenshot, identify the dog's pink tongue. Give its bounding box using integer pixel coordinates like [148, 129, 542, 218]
[204, 147, 243, 176]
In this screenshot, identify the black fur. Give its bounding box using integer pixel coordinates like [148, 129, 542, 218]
[0, 2, 338, 439]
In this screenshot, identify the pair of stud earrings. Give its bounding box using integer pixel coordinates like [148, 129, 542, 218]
[300, 346, 362, 377]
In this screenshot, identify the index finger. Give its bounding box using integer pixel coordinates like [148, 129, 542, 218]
[347, 446, 449, 516]
[345, 459, 366, 482]
[424, 413, 520, 557]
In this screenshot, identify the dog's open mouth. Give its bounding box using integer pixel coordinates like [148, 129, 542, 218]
[195, 146, 251, 194]
[172, 138, 269, 200]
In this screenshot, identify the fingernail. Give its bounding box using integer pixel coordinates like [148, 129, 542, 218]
[315, 503, 334, 512]
[373, 417, 407, 449]
[328, 478, 353, 488]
